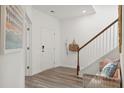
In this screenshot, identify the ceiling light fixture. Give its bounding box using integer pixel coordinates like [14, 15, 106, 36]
[50, 10, 55, 13]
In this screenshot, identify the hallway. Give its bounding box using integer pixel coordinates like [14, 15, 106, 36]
[0, 5, 123, 88]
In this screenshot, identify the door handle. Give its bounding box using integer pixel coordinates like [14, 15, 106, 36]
[27, 47, 30, 50]
[42, 45, 45, 52]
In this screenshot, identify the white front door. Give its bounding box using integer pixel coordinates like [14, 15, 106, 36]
[40, 28, 55, 71]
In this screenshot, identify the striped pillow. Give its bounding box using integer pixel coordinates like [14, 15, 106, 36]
[101, 63, 117, 77]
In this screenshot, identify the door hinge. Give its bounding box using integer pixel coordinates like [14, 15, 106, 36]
[27, 28, 30, 31]
[27, 66, 30, 69]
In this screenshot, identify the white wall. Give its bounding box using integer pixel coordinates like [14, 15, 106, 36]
[0, 6, 27, 88]
[31, 8, 61, 75]
[0, 51, 25, 88]
[0, 6, 33, 88]
[60, 5, 118, 68]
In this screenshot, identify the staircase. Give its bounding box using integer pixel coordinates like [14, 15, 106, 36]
[77, 19, 119, 75]
[76, 19, 122, 88]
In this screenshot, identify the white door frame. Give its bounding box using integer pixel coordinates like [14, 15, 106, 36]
[25, 14, 32, 76]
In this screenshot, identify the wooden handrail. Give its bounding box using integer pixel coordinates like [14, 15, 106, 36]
[79, 18, 118, 51]
[77, 19, 118, 76]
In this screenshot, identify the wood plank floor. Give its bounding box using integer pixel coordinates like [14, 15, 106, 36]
[25, 67, 83, 88]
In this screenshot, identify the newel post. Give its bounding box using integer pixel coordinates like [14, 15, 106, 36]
[77, 50, 80, 76]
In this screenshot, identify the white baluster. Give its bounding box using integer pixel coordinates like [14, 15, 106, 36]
[110, 27, 112, 51]
[103, 33, 105, 55]
[113, 24, 115, 49]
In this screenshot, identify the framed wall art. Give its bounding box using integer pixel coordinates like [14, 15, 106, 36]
[0, 5, 24, 54]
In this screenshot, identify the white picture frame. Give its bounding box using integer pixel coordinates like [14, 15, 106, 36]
[0, 5, 24, 54]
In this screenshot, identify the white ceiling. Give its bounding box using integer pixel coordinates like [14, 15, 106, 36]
[32, 5, 96, 19]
